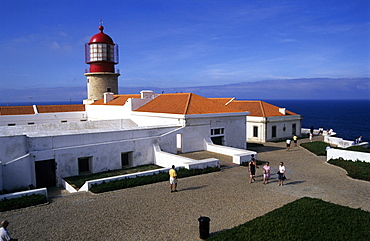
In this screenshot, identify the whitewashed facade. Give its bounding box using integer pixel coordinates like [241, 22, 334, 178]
[0, 93, 249, 191]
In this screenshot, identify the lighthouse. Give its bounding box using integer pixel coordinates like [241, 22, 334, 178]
[84, 25, 120, 104]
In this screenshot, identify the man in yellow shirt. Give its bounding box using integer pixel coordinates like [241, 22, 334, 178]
[293, 135, 298, 147]
[169, 165, 178, 193]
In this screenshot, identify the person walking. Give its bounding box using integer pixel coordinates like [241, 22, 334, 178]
[293, 135, 298, 147]
[248, 155, 258, 183]
[286, 139, 291, 151]
[0, 220, 17, 241]
[262, 162, 271, 184]
[169, 165, 178, 193]
[277, 162, 286, 186]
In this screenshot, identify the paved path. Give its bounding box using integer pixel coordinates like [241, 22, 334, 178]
[2, 137, 370, 240]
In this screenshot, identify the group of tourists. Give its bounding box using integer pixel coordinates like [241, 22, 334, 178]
[248, 154, 286, 186]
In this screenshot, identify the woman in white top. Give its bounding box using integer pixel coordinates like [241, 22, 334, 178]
[277, 162, 286, 186]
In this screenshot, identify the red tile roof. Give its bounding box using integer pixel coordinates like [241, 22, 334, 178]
[37, 104, 85, 113]
[209, 98, 235, 105]
[91, 94, 141, 105]
[226, 100, 298, 117]
[0, 106, 35, 116]
[0, 105, 85, 116]
[135, 93, 245, 115]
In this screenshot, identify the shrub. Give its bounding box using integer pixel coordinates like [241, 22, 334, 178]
[345, 145, 370, 153]
[0, 194, 47, 212]
[208, 197, 370, 241]
[90, 167, 220, 193]
[64, 164, 162, 189]
[328, 158, 370, 182]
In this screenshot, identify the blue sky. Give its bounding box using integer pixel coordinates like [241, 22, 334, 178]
[0, 0, 369, 101]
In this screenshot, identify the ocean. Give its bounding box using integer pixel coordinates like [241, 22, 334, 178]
[266, 99, 370, 143]
[1, 99, 369, 143]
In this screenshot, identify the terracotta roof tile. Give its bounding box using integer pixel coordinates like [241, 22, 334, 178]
[0, 106, 35, 116]
[135, 93, 245, 115]
[37, 104, 85, 113]
[226, 100, 298, 117]
[0, 104, 85, 116]
[209, 98, 235, 105]
[91, 94, 141, 105]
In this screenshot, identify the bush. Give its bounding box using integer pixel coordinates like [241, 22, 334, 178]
[90, 167, 220, 193]
[345, 145, 370, 153]
[328, 158, 370, 182]
[208, 197, 370, 241]
[0, 194, 47, 212]
[64, 164, 162, 189]
[300, 141, 328, 156]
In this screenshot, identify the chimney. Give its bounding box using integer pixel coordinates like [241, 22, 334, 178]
[140, 90, 154, 99]
[104, 92, 114, 103]
[279, 108, 286, 115]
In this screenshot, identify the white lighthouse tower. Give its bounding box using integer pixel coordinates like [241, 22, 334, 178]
[84, 25, 120, 104]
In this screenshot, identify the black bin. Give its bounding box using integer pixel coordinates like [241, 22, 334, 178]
[198, 216, 210, 239]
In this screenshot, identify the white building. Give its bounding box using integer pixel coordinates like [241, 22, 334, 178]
[211, 98, 302, 143]
[0, 91, 252, 191]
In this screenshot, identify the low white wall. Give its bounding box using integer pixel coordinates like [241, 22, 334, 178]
[0, 188, 48, 201]
[324, 136, 369, 149]
[153, 143, 220, 169]
[61, 179, 79, 193]
[327, 148, 370, 163]
[79, 167, 173, 192]
[204, 138, 257, 164]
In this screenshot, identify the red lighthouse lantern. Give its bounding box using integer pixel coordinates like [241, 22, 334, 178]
[85, 25, 119, 73]
[84, 25, 120, 104]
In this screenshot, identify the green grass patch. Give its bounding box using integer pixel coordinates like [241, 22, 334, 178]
[0, 194, 47, 212]
[64, 164, 162, 189]
[328, 158, 370, 182]
[90, 167, 220, 193]
[300, 141, 328, 156]
[342, 145, 370, 153]
[208, 197, 370, 241]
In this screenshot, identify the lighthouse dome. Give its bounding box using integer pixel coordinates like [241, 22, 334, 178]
[89, 26, 114, 44]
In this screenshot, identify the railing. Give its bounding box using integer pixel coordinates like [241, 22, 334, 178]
[84, 68, 120, 74]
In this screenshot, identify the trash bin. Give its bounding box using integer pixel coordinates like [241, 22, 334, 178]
[198, 216, 210, 239]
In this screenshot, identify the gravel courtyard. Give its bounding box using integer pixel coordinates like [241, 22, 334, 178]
[2, 137, 369, 240]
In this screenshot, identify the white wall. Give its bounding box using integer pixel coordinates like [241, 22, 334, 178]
[1, 125, 181, 190]
[0, 112, 87, 127]
[327, 148, 370, 163]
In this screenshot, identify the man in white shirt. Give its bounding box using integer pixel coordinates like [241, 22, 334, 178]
[0, 220, 17, 241]
[286, 139, 291, 151]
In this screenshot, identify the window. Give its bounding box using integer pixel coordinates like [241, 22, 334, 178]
[7, 123, 16, 126]
[253, 126, 258, 137]
[28, 122, 35, 125]
[107, 88, 112, 92]
[61, 120, 67, 123]
[292, 124, 296, 135]
[121, 152, 132, 167]
[272, 126, 277, 138]
[211, 128, 224, 136]
[78, 157, 91, 174]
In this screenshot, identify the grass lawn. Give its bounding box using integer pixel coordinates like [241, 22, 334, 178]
[208, 197, 370, 241]
[64, 164, 162, 189]
[300, 141, 329, 156]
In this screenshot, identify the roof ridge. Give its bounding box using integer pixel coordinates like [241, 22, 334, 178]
[184, 93, 192, 114]
[259, 101, 266, 117]
[225, 97, 235, 105]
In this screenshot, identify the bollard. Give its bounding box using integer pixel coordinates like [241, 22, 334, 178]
[198, 216, 210, 239]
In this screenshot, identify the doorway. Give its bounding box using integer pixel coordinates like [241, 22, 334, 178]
[211, 136, 224, 145]
[35, 159, 56, 188]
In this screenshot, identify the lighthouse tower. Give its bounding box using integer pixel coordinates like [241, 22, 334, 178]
[84, 25, 120, 104]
